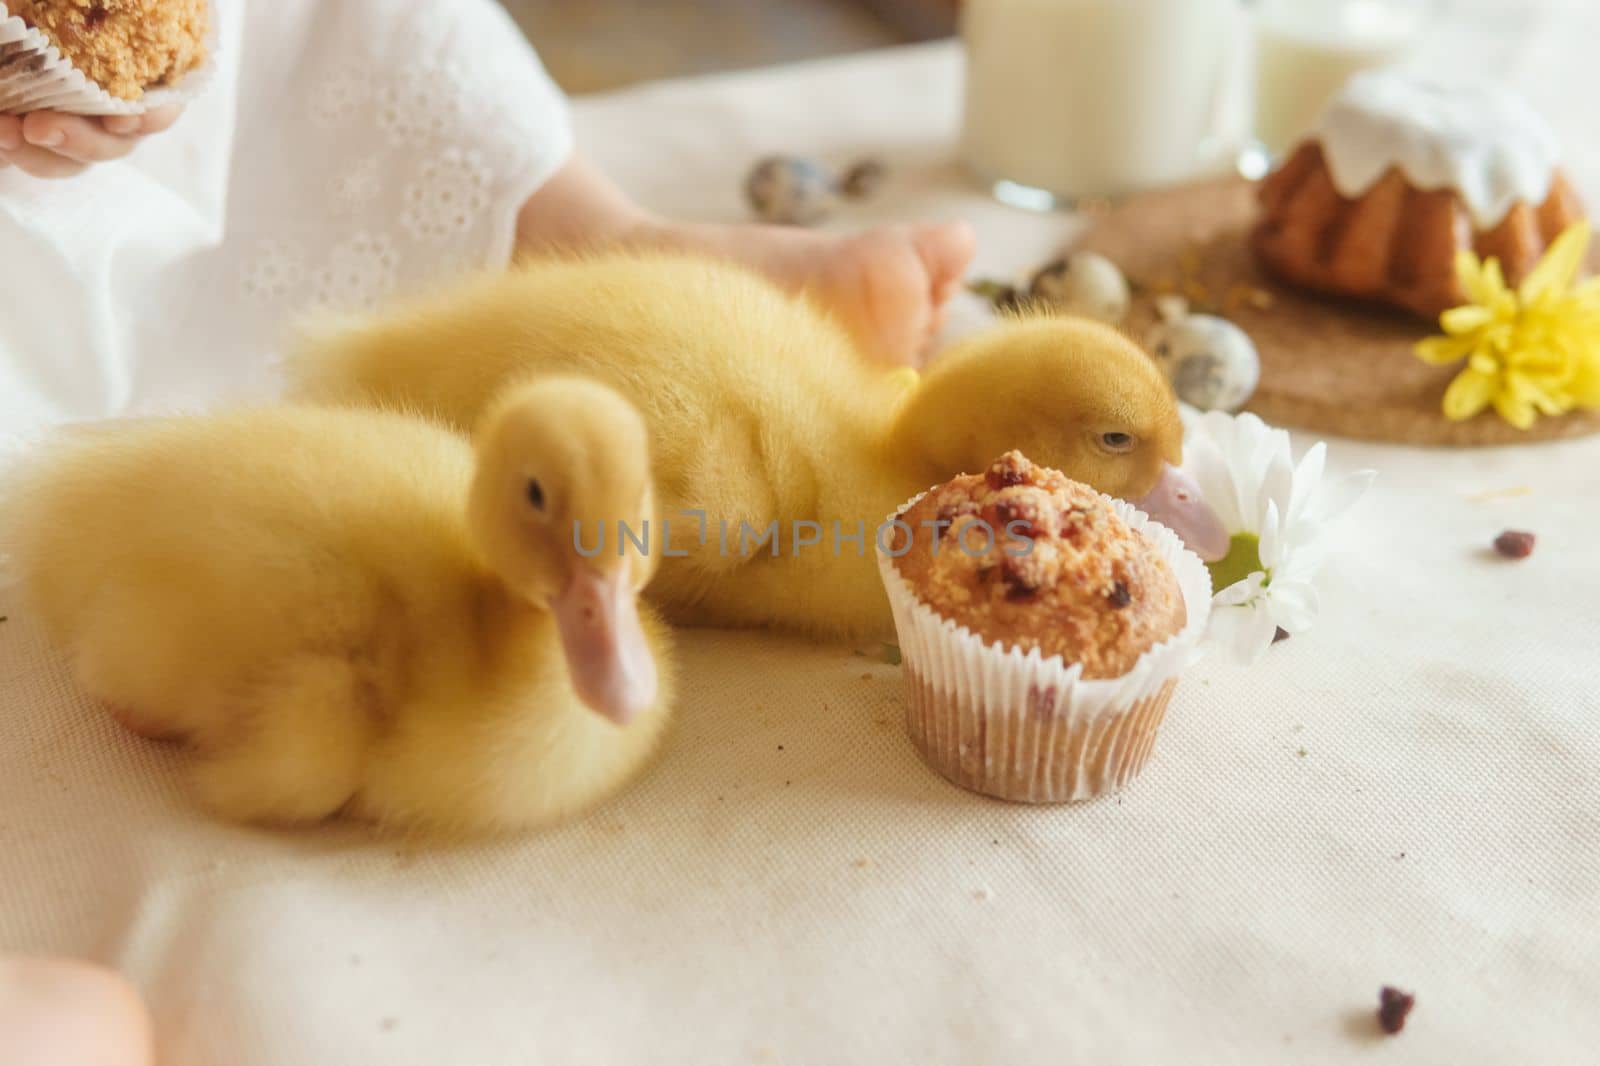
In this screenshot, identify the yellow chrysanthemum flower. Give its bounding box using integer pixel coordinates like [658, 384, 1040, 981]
[1414, 220, 1600, 429]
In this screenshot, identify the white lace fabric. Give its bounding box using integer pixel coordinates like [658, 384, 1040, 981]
[0, 0, 571, 434]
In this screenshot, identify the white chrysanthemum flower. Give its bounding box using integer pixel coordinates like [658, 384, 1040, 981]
[1181, 409, 1374, 663]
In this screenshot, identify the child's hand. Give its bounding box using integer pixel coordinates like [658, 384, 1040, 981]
[0, 106, 183, 179]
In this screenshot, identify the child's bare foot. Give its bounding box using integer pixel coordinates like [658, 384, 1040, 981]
[727, 221, 977, 367]
[617, 217, 976, 366]
[0, 956, 153, 1066]
[610, 216, 976, 366]
[513, 157, 977, 366]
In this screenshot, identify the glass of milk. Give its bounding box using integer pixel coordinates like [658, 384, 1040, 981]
[960, 0, 1247, 208]
[1251, 0, 1429, 162]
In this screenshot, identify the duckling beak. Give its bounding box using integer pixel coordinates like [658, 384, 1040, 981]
[551, 566, 658, 726]
[1134, 464, 1230, 562]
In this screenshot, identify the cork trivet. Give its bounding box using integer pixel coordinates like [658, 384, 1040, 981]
[1076, 178, 1600, 446]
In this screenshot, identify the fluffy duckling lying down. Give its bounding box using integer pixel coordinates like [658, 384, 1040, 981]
[7, 379, 673, 833]
[293, 253, 1227, 638]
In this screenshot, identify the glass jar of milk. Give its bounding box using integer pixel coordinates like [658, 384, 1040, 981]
[960, 0, 1245, 206]
[1253, 0, 1428, 160]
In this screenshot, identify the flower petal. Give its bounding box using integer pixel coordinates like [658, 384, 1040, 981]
[1574, 276, 1600, 304]
[1440, 304, 1495, 334]
[1415, 334, 1478, 365]
[1229, 603, 1281, 665]
[1258, 499, 1284, 570]
[1286, 442, 1327, 528]
[1442, 366, 1496, 421]
[1213, 570, 1266, 606]
[1204, 607, 1245, 658]
[1311, 470, 1376, 529]
[1207, 601, 1275, 665]
[1181, 433, 1244, 533]
[1480, 256, 1509, 304]
[1217, 413, 1290, 536]
[1252, 428, 1295, 525]
[1519, 220, 1590, 303]
[1272, 541, 1327, 587]
[1570, 353, 1600, 409]
[1491, 386, 1538, 429]
[1454, 249, 1489, 303]
[1268, 580, 1321, 633]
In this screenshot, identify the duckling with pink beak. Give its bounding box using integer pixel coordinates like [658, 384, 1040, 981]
[1135, 463, 1231, 562]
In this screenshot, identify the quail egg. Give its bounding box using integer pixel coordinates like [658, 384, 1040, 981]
[839, 159, 887, 199]
[1148, 313, 1260, 413]
[744, 156, 838, 225]
[1027, 252, 1131, 324]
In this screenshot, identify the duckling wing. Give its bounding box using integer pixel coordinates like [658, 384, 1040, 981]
[8, 408, 475, 740]
[655, 414, 782, 577]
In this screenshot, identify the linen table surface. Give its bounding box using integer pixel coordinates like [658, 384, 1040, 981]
[3, 5, 1598, 1062]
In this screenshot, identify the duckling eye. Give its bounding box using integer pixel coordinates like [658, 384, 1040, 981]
[525, 478, 546, 511]
[1100, 432, 1135, 453]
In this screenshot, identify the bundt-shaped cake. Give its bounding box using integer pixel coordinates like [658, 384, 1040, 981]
[1253, 72, 1586, 320]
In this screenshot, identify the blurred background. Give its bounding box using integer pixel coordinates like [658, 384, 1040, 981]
[500, 0, 957, 92]
[497, 1, 1594, 206]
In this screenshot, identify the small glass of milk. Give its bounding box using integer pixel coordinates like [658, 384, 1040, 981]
[960, 0, 1248, 208]
[1250, 0, 1429, 162]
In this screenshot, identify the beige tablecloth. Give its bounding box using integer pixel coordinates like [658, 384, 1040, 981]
[5, 22, 1600, 1066]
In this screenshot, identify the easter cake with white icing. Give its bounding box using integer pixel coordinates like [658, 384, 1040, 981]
[1253, 71, 1586, 319]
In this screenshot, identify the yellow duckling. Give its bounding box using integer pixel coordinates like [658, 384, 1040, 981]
[6, 378, 672, 833]
[291, 253, 1227, 637]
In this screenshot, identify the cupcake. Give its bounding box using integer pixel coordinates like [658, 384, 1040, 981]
[877, 451, 1211, 803]
[1, 0, 211, 114]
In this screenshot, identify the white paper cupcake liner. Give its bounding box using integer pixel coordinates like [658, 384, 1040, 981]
[876, 489, 1213, 803]
[0, 4, 217, 116]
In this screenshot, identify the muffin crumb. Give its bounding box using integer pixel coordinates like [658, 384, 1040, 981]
[1492, 529, 1536, 559]
[985, 452, 1030, 490]
[1377, 986, 1415, 1034]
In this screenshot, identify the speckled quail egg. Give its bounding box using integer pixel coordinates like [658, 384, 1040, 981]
[744, 156, 839, 225]
[839, 159, 887, 199]
[1148, 313, 1260, 413]
[1027, 252, 1131, 324]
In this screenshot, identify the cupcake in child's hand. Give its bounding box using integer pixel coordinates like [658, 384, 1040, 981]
[9, 0, 207, 99]
[878, 450, 1211, 803]
[1, 0, 211, 114]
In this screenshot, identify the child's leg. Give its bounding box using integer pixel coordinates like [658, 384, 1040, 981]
[515, 156, 976, 367]
[0, 956, 153, 1066]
